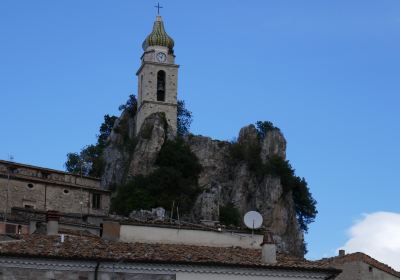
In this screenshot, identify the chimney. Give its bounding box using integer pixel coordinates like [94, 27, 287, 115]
[261, 230, 277, 264]
[339, 249, 345, 257]
[46, 210, 60, 235]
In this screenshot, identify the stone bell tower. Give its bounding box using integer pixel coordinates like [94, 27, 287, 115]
[135, 15, 179, 135]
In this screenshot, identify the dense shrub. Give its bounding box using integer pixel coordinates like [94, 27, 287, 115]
[219, 203, 241, 226]
[111, 138, 202, 216]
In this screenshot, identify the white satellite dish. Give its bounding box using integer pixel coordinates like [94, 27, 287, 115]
[244, 211, 263, 230]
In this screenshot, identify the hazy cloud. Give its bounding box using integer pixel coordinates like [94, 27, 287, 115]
[340, 212, 400, 271]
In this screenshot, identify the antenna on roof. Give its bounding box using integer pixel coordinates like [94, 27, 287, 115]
[244, 211, 263, 238]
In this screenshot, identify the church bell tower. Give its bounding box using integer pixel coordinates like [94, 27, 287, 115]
[135, 15, 179, 135]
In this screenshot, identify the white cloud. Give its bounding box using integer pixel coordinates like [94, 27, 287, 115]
[340, 212, 400, 271]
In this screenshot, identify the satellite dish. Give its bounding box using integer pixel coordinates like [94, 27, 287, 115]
[244, 211, 263, 229]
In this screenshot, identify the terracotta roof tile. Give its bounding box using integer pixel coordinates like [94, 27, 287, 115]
[0, 234, 336, 273]
[314, 252, 400, 278]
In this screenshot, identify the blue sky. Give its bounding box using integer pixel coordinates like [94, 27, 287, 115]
[1, 0, 400, 263]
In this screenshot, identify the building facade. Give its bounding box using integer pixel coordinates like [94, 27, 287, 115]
[316, 250, 400, 280]
[0, 160, 110, 216]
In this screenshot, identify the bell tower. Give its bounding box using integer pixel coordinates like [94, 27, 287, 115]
[135, 15, 179, 135]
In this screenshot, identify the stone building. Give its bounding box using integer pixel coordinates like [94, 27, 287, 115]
[0, 160, 110, 216]
[136, 15, 179, 135]
[315, 250, 400, 280]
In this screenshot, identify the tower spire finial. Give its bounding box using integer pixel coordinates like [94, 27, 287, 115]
[154, 2, 163, 15]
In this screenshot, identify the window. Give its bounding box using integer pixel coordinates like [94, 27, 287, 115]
[92, 193, 101, 209]
[5, 224, 16, 234]
[156, 70, 166, 101]
[27, 183, 34, 189]
[63, 189, 69, 194]
[139, 74, 143, 104]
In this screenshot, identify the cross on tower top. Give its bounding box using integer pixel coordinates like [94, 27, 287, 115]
[154, 2, 163, 15]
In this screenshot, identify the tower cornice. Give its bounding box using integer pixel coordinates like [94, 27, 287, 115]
[136, 62, 179, 76]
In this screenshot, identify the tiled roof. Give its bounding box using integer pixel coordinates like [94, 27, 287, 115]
[0, 159, 100, 181]
[314, 252, 400, 278]
[0, 234, 338, 274]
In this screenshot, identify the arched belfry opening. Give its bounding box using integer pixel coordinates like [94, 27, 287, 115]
[157, 70, 166, 101]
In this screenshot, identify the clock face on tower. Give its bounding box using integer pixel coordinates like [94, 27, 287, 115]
[156, 52, 167, 63]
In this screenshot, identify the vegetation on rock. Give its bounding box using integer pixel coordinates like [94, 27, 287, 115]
[219, 203, 241, 227]
[65, 114, 117, 177]
[111, 138, 202, 216]
[229, 121, 317, 233]
[118, 94, 138, 116]
[65, 95, 192, 177]
[177, 100, 193, 136]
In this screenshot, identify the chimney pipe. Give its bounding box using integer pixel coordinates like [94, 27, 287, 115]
[339, 249, 345, 257]
[261, 230, 277, 264]
[46, 210, 60, 235]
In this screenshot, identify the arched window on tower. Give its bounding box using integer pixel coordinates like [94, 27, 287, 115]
[157, 70, 166, 102]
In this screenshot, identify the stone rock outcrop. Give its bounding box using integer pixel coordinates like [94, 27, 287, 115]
[187, 125, 303, 257]
[101, 110, 304, 257]
[101, 112, 173, 188]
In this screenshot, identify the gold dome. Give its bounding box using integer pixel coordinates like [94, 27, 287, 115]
[142, 16, 174, 52]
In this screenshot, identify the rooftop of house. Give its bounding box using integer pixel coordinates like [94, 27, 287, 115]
[0, 233, 339, 275]
[0, 159, 110, 193]
[314, 251, 400, 278]
[0, 159, 99, 180]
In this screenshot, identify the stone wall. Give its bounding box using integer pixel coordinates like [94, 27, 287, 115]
[136, 45, 179, 135]
[0, 161, 110, 216]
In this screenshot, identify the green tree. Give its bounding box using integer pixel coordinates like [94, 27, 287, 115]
[256, 121, 279, 139]
[119, 94, 137, 116]
[64, 114, 117, 177]
[97, 115, 118, 148]
[177, 100, 193, 136]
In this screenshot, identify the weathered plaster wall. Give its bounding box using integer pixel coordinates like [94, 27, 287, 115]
[332, 261, 400, 280]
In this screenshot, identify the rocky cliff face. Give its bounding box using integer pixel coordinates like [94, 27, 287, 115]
[102, 111, 304, 257]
